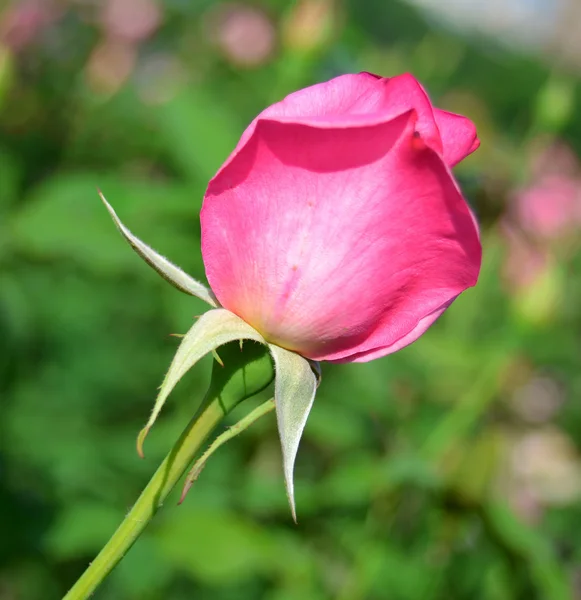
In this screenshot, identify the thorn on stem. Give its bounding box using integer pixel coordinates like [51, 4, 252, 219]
[212, 349, 224, 367]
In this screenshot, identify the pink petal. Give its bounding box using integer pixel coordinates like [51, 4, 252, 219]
[201, 109, 481, 362]
[434, 109, 480, 167]
[329, 299, 454, 363]
[217, 73, 477, 185]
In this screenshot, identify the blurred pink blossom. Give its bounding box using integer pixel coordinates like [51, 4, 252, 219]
[510, 375, 563, 424]
[501, 222, 551, 291]
[135, 54, 186, 104]
[206, 3, 276, 67]
[497, 428, 581, 524]
[512, 428, 581, 502]
[511, 174, 581, 242]
[86, 39, 136, 95]
[529, 138, 578, 179]
[0, 0, 59, 51]
[101, 0, 162, 43]
[500, 221, 563, 324]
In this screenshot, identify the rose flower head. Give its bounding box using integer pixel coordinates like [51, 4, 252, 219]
[101, 72, 481, 519]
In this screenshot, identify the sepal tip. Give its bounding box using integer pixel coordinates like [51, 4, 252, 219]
[136, 426, 150, 459]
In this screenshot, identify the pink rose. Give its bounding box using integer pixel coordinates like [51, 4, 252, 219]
[102, 72, 482, 517]
[201, 72, 482, 362]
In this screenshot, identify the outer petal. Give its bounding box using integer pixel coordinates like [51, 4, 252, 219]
[218, 72, 478, 178]
[329, 299, 454, 363]
[434, 109, 480, 167]
[201, 110, 481, 362]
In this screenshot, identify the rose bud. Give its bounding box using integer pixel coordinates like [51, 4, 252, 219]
[102, 72, 481, 519]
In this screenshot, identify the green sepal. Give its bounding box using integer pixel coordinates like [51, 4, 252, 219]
[269, 344, 318, 522]
[138, 309, 266, 456]
[99, 191, 219, 307]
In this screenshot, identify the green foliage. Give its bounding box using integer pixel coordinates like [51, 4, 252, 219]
[1, 1, 581, 599]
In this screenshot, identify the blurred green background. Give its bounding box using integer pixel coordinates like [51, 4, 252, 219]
[2, 0, 581, 598]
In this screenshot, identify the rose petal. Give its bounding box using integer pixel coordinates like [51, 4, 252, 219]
[217, 73, 477, 183]
[329, 298, 455, 363]
[434, 108, 480, 167]
[201, 110, 481, 362]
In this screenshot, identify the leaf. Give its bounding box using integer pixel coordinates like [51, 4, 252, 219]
[156, 507, 275, 584]
[10, 173, 199, 273]
[0, 145, 21, 215]
[139, 309, 265, 456]
[112, 536, 173, 596]
[306, 401, 368, 450]
[45, 502, 121, 559]
[268, 344, 317, 522]
[484, 500, 571, 600]
[99, 191, 218, 307]
[154, 85, 242, 182]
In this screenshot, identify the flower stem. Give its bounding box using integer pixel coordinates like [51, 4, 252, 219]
[63, 341, 274, 600]
[180, 398, 275, 503]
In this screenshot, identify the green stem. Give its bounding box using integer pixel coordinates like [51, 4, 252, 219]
[63, 341, 274, 600]
[180, 398, 275, 503]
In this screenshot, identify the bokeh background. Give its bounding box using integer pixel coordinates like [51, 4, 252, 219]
[1, 0, 581, 598]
